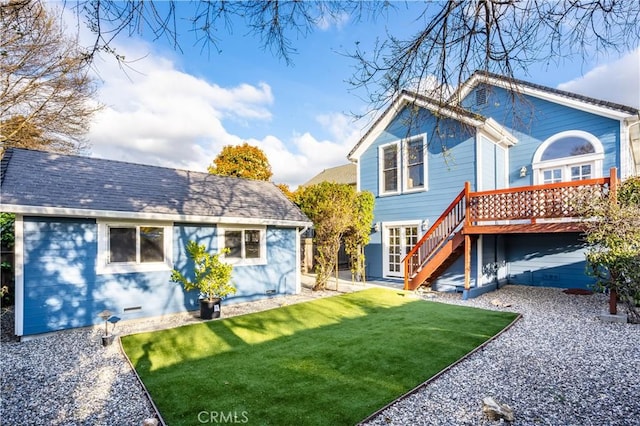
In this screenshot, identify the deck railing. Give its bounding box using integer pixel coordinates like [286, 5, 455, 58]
[468, 176, 611, 224]
[402, 168, 616, 290]
[403, 187, 467, 289]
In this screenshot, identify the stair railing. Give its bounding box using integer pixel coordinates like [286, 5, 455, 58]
[403, 184, 468, 290]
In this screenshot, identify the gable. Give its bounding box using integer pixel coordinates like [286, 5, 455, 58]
[0, 149, 311, 227]
[452, 71, 639, 120]
[348, 90, 516, 162]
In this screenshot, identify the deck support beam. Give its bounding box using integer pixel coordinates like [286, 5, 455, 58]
[464, 234, 471, 290]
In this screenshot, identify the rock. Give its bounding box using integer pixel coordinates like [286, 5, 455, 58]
[491, 298, 512, 308]
[142, 418, 158, 426]
[482, 396, 514, 422]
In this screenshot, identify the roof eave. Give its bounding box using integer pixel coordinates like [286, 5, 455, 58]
[455, 72, 637, 120]
[3, 204, 312, 228]
[348, 92, 484, 161]
[480, 117, 518, 147]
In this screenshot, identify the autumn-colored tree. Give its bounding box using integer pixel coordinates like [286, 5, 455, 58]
[275, 183, 295, 202]
[0, 0, 100, 154]
[208, 142, 273, 181]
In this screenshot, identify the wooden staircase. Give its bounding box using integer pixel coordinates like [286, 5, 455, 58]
[402, 169, 617, 292]
[403, 185, 470, 291]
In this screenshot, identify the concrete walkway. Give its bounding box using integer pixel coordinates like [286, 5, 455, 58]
[301, 270, 404, 293]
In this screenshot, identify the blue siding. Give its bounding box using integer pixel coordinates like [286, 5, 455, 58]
[505, 233, 594, 289]
[480, 137, 496, 191]
[360, 107, 477, 279]
[21, 218, 299, 335]
[358, 82, 624, 290]
[462, 85, 621, 187]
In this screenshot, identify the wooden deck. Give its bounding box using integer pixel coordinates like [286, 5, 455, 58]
[403, 168, 618, 291]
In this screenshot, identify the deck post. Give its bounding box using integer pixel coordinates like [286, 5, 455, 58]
[464, 181, 471, 227]
[463, 181, 471, 291]
[608, 167, 618, 315]
[464, 234, 471, 290]
[609, 167, 618, 203]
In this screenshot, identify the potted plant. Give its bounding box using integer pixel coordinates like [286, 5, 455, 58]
[98, 310, 120, 346]
[171, 240, 235, 319]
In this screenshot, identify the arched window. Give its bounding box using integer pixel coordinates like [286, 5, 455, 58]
[532, 131, 604, 184]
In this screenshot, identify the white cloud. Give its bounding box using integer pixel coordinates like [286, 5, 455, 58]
[84, 36, 357, 186]
[557, 48, 640, 108]
[57, 6, 363, 187]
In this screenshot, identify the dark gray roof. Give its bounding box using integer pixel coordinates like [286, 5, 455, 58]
[0, 148, 310, 225]
[302, 163, 356, 187]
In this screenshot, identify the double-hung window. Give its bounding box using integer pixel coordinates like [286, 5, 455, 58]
[219, 226, 267, 265]
[97, 221, 173, 274]
[405, 137, 425, 191]
[379, 134, 427, 196]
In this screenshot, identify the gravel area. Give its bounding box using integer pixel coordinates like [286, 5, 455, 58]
[1, 281, 639, 426]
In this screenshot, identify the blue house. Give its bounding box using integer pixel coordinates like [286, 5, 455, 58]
[0, 148, 311, 337]
[348, 71, 640, 297]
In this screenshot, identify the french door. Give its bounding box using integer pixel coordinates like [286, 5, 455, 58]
[383, 224, 419, 277]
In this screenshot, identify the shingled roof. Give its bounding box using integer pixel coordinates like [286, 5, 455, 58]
[0, 148, 310, 226]
[302, 163, 356, 187]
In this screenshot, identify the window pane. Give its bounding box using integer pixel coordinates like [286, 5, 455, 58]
[543, 168, 562, 184]
[541, 137, 595, 161]
[225, 231, 242, 258]
[407, 140, 424, 189]
[382, 146, 398, 192]
[140, 227, 164, 263]
[245, 230, 261, 258]
[384, 170, 397, 192]
[109, 227, 136, 263]
[571, 164, 592, 181]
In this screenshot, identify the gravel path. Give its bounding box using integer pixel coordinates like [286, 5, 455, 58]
[1, 282, 638, 426]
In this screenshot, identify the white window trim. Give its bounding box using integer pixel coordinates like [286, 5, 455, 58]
[378, 141, 401, 196]
[218, 224, 267, 266]
[403, 134, 428, 193]
[378, 134, 428, 196]
[97, 220, 173, 275]
[532, 130, 604, 184]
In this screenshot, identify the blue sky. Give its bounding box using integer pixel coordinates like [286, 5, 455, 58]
[64, 2, 640, 188]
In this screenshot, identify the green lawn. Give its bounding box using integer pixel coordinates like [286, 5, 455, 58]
[121, 288, 518, 426]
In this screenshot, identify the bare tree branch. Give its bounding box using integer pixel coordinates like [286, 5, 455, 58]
[1, 0, 101, 154]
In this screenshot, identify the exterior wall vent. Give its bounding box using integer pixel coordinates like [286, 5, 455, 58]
[476, 87, 487, 106]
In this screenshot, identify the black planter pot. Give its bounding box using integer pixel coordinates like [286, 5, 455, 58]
[200, 298, 221, 319]
[101, 335, 115, 346]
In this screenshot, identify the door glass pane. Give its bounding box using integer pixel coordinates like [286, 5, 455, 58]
[388, 227, 400, 273]
[245, 230, 261, 258]
[405, 226, 418, 255]
[140, 227, 164, 263]
[225, 231, 242, 258]
[109, 227, 136, 263]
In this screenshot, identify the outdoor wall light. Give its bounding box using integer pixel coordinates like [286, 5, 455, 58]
[372, 222, 380, 233]
[421, 219, 429, 231]
[519, 166, 528, 178]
